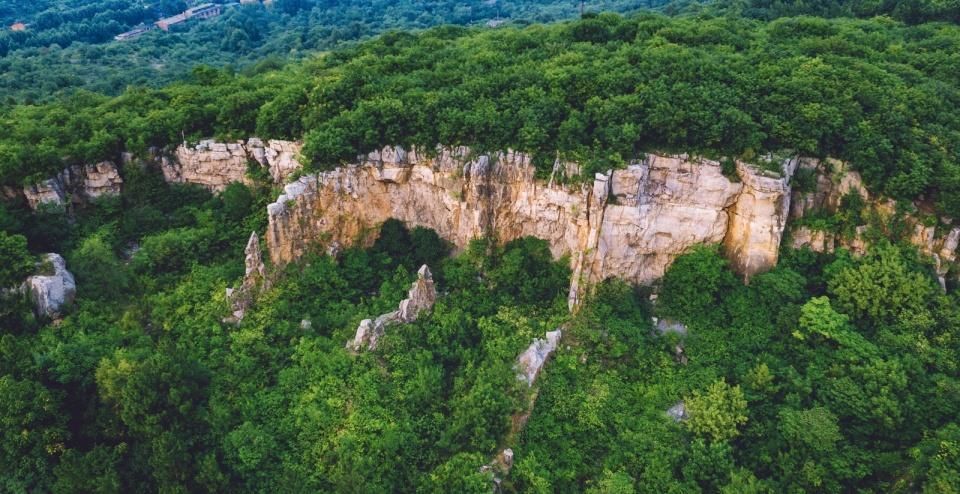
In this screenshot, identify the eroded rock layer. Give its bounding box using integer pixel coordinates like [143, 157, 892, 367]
[265, 147, 796, 304]
[22, 161, 123, 210]
[348, 265, 437, 351]
[162, 138, 302, 191]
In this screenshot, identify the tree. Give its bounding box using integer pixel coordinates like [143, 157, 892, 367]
[658, 245, 737, 323]
[0, 231, 33, 288]
[68, 232, 130, 302]
[683, 379, 748, 443]
[424, 452, 492, 494]
[0, 376, 68, 493]
[827, 244, 935, 329]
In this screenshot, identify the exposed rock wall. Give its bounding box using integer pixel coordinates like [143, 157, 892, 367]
[162, 138, 302, 191]
[515, 329, 562, 386]
[22, 162, 123, 210]
[265, 146, 796, 304]
[724, 160, 798, 278]
[789, 158, 960, 287]
[225, 232, 268, 322]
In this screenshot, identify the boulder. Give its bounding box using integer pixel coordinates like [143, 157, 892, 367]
[515, 329, 562, 386]
[27, 254, 76, 319]
[667, 402, 688, 422]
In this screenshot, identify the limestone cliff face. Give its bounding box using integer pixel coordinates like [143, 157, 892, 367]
[789, 158, 960, 287]
[265, 146, 797, 304]
[22, 161, 123, 210]
[724, 159, 798, 279]
[162, 138, 302, 191]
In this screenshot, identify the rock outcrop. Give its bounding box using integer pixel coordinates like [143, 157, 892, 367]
[22, 162, 123, 210]
[515, 329, 562, 386]
[162, 138, 302, 191]
[667, 402, 689, 422]
[347, 265, 437, 351]
[265, 146, 797, 305]
[225, 232, 268, 322]
[724, 160, 798, 279]
[27, 254, 76, 319]
[789, 158, 960, 287]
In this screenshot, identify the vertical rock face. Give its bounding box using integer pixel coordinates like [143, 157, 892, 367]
[588, 155, 744, 291]
[266, 146, 797, 302]
[724, 159, 798, 279]
[22, 161, 123, 210]
[24, 178, 67, 210]
[77, 162, 124, 199]
[348, 264, 437, 351]
[162, 139, 302, 191]
[790, 158, 869, 220]
[789, 158, 960, 287]
[27, 253, 76, 319]
[226, 232, 268, 321]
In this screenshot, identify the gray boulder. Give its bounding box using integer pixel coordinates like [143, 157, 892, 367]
[27, 254, 76, 319]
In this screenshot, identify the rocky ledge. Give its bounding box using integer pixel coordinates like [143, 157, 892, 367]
[162, 138, 302, 191]
[18, 161, 123, 211]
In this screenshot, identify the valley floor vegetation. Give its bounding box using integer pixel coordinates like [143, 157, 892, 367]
[1, 150, 959, 493]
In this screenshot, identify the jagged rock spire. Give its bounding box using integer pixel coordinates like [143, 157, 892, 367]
[348, 264, 437, 351]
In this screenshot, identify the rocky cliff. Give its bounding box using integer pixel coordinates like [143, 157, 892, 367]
[265, 146, 797, 305]
[20, 161, 123, 210]
[162, 138, 302, 191]
[789, 158, 960, 287]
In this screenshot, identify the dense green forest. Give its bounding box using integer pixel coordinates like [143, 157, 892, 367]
[0, 0, 665, 102]
[3, 13, 960, 214]
[3, 3, 960, 493]
[712, 0, 960, 24]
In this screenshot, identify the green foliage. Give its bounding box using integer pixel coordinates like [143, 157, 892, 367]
[827, 242, 936, 328]
[683, 379, 749, 442]
[657, 245, 737, 323]
[0, 0, 667, 104]
[0, 231, 34, 288]
[5, 13, 960, 215]
[68, 231, 130, 302]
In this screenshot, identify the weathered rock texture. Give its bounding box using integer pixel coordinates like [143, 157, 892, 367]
[226, 232, 268, 321]
[724, 160, 798, 278]
[347, 265, 437, 351]
[265, 147, 797, 305]
[515, 329, 562, 386]
[22, 162, 123, 210]
[162, 138, 302, 191]
[27, 253, 76, 319]
[789, 158, 960, 287]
